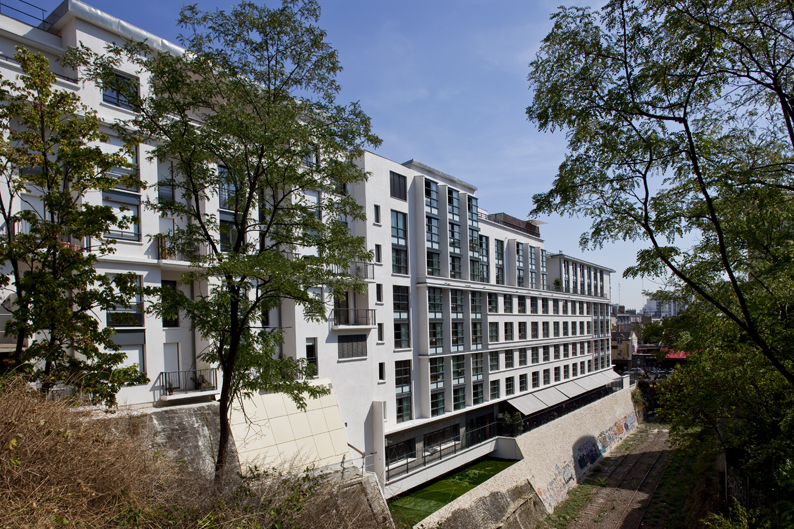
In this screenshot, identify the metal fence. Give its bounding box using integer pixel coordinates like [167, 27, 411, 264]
[331, 308, 375, 327]
[156, 368, 218, 398]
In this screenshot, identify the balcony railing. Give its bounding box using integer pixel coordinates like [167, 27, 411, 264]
[329, 261, 375, 280]
[107, 306, 144, 327]
[331, 308, 375, 327]
[157, 234, 207, 262]
[156, 368, 218, 399]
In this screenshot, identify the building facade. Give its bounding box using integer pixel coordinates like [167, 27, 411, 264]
[0, 0, 618, 493]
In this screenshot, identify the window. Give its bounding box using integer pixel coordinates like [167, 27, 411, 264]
[103, 72, 137, 110]
[518, 297, 526, 313]
[543, 346, 550, 362]
[429, 322, 444, 354]
[428, 288, 443, 317]
[450, 256, 462, 278]
[386, 439, 415, 465]
[554, 366, 561, 382]
[468, 196, 479, 227]
[489, 351, 499, 372]
[542, 322, 550, 338]
[489, 322, 499, 343]
[554, 345, 560, 360]
[517, 269, 525, 287]
[479, 261, 489, 283]
[553, 300, 559, 315]
[488, 293, 498, 313]
[378, 362, 385, 382]
[531, 322, 539, 339]
[519, 322, 527, 340]
[390, 171, 407, 200]
[586, 359, 591, 373]
[496, 267, 505, 285]
[107, 275, 143, 327]
[453, 355, 465, 385]
[572, 342, 578, 356]
[425, 178, 439, 214]
[392, 248, 408, 274]
[376, 284, 383, 302]
[377, 323, 384, 342]
[519, 374, 528, 391]
[430, 358, 444, 389]
[580, 321, 585, 335]
[543, 369, 550, 385]
[470, 259, 481, 281]
[562, 300, 568, 315]
[453, 387, 466, 410]
[338, 334, 367, 359]
[451, 322, 464, 351]
[427, 252, 441, 276]
[490, 380, 500, 400]
[541, 298, 549, 314]
[426, 216, 440, 249]
[447, 188, 460, 219]
[517, 242, 524, 267]
[161, 280, 179, 328]
[219, 216, 239, 252]
[504, 295, 513, 313]
[519, 348, 528, 366]
[532, 371, 539, 388]
[431, 392, 445, 416]
[374, 204, 381, 224]
[394, 324, 410, 348]
[572, 363, 578, 377]
[395, 360, 412, 423]
[449, 222, 461, 253]
[530, 297, 538, 314]
[571, 302, 577, 315]
[469, 228, 480, 254]
[563, 344, 569, 358]
[472, 353, 484, 380]
[103, 190, 141, 241]
[470, 292, 482, 318]
[473, 382, 484, 404]
[451, 290, 464, 317]
[505, 377, 515, 396]
[305, 338, 317, 376]
[553, 321, 560, 337]
[531, 347, 539, 364]
[504, 322, 514, 341]
[505, 349, 514, 368]
[587, 321, 592, 335]
[564, 364, 570, 379]
[394, 287, 410, 348]
[563, 321, 569, 336]
[391, 211, 408, 274]
[471, 322, 483, 348]
[375, 244, 382, 263]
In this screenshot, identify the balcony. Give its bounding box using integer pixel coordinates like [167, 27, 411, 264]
[331, 308, 376, 328]
[157, 234, 207, 262]
[107, 305, 144, 327]
[156, 368, 219, 401]
[330, 261, 375, 280]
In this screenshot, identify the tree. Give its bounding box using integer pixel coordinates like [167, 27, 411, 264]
[72, 0, 380, 485]
[0, 47, 147, 403]
[527, 0, 794, 510]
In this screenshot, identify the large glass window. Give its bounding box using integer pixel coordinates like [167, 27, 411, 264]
[488, 293, 498, 313]
[102, 72, 137, 110]
[395, 360, 412, 423]
[489, 351, 499, 372]
[471, 322, 483, 348]
[451, 290, 464, 317]
[449, 223, 461, 253]
[472, 353, 483, 380]
[519, 348, 528, 366]
[473, 382, 484, 404]
[451, 322, 464, 352]
[431, 392, 445, 417]
[429, 322, 444, 354]
[450, 256, 461, 278]
[391, 211, 407, 245]
[448, 188, 460, 221]
[425, 178, 439, 214]
[470, 292, 482, 318]
[453, 387, 466, 410]
[519, 374, 528, 392]
[427, 252, 440, 276]
[489, 322, 499, 343]
[490, 380, 500, 400]
[505, 377, 514, 396]
[430, 357, 444, 389]
[504, 295, 513, 313]
[453, 355, 465, 385]
[426, 216, 440, 249]
[390, 171, 407, 200]
[504, 322, 514, 341]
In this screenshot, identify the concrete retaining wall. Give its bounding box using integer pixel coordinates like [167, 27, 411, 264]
[415, 387, 637, 528]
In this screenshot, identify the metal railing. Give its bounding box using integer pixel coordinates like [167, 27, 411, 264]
[345, 261, 375, 280]
[384, 383, 622, 482]
[156, 234, 207, 262]
[156, 368, 218, 398]
[331, 308, 375, 327]
[106, 306, 144, 327]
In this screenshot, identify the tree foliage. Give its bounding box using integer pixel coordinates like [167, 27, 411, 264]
[0, 48, 147, 403]
[70, 0, 380, 484]
[527, 0, 794, 512]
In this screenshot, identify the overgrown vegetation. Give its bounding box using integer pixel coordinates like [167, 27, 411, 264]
[0, 376, 386, 528]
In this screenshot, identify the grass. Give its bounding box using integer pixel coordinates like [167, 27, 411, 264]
[388, 457, 517, 528]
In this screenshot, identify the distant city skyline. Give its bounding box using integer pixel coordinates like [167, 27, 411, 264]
[25, 0, 656, 309]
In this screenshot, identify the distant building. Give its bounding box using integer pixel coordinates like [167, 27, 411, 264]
[642, 297, 682, 318]
[610, 330, 637, 371]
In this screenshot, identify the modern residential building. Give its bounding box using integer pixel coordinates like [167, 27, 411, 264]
[0, 0, 620, 494]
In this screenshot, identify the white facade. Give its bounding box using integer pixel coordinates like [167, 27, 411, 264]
[0, 1, 617, 491]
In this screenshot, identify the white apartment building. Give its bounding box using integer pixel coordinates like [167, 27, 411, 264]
[0, 0, 619, 493]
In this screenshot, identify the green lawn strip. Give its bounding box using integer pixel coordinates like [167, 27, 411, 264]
[389, 458, 517, 528]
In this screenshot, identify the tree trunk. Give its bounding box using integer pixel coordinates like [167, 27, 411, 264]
[213, 363, 234, 492]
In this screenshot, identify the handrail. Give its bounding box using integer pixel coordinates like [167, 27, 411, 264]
[156, 368, 218, 398]
[331, 308, 375, 327]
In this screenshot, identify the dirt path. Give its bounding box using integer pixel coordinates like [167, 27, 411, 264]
[564, 425, 670, 529]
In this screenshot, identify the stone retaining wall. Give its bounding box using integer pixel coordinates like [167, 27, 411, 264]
[415, 386, 637, 528]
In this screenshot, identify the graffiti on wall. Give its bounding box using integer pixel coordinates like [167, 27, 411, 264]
[536, 411, 637, 511]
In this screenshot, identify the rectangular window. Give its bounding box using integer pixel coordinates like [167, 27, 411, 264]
[496, 267, 505, 285]
[396, 360, 411, 395]
[489, 322, 499, 343]
[504, 295, 513, 313]
[495, 239, 504, 263]
[473, 382, 484, 404]
[542, 322, 550, 338]
[427, 252, 441, 276]
[531, 322, 539, 339]
[563, 321, 569, 336]
[386, 439, 415, 465]
[392, 248, 408, 274]
[431, 392, 445, 417]
[518, 297, 526, 314]
[532, 371, 539, 388]
[103, 72, 137, 110]
[376, 284, 383, 302]
[390, 171, 407, 200]
[450, 256, 462, 278]
[564, 364, 570, 379]
[479, 261, 489, 283]
[519, 322, 527, 340]
[428, 287, 443, 318]
[553, 321, 560, 337]
[161, 280, 179, 328]
[562, 300, 568, 315]
[103, 190, 141, 241]
[543, 346, 550, 362]
[505, 377, 514, 396]
[338, 334, 367, 359]
[572, 363, 578, 377]
[469, 228, 480, 255]
[448, 188, 460, 221]
[489, 350, 500, 372]
[471, 292, 482, 318]
[515, 375, 525, 393]
[453, 387, 466, 410]
[554, 345, 560, 360]
[394, 324, 410, 348]
[470, 259, 481, 281]
[449, 223, 461, 253]
[571, 321, 578, 336]
[504, 322, 514, 341]
[587, 321, 592, 335]
[531, 347, 539, 364]
[519, 348, 528, 366]
[543, 369, 550, 385]
[541, 298, 549, 315]
[425, 178, 439, 215]
[453, 355, 465, 385]
[563, 343, 569, 358]
[393, 286, 409, 319]
[553, 300, 559, 314]
[429, 322, 444, 354]
[426, 216, 440, 249]
[530, 297, 538, 314]
[451, 322, 464, 351]
[505, 349, 514, 369]
[373, 204, 381, 224]
[472, 353, 483, 380]
[580, 321, 585, 335]
[391, 211, 407, 244]
[490, 380, 500, 400]
[488, 293, 498, 313]
[451, 290, 464, 317]
[375, 244, 382, 263]
[430, 357, 444, 389]
[471, 322, 483, 348]
[108, 275, 144, 327]
[377, 323, 384, 342]
[517, 269, 525, 287]
[468, 196, 479, 227]
[378, 362, 385, 381]
[554, 366, 561, 382]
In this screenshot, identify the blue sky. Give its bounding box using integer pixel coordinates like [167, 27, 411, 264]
[36, 0, 657, 309]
